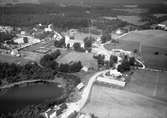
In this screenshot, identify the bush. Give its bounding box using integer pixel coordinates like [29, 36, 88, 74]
[73, 43, 85, 52]
[54, 37, 65, 48]
[101, 33, 111, 43]
[84, 37, 93, 50]
[118, 61, 130, 73]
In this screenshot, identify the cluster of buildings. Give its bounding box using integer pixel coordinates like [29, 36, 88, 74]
[97, 69, 126, 87]
[0, 25, 13, 33]
[43, 102, 94, 118]
[0, 24, 64, 56]
[151, 22, 167, 31]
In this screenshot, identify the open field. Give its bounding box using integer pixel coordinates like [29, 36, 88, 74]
[82, 85, 167, 118]
[119, 30, 167, 49]
[57, 52, 98, 69]
[104, 40, 167, 70]
[125, 70, 167, 101]
[0, 54, 30, 65]
[142, 46, 167, 70]
[114, 8, 147, 14]
[117, 15, 147, 25]
[104, 30, 167, 70]
[104, 40, 140, 52]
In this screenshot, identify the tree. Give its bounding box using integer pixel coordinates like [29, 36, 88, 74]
[73, 43, 85, 52]
[54, 37, 65, 48]
[73, 43, 81, 51]
[118, 60, 130, 73]
[110, 55, 118, 63]
[93, 54, 105, 68]
[101, 32, 111, 43]
[129, 57, 135, 66]
[133, 49, 138, 54]
[23, 37, 28, 43]
[84, 37, 93, 50]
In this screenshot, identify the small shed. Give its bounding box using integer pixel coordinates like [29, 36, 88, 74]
[81, 66, 89, 72]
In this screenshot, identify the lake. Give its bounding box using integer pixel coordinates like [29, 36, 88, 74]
[0, 82, 64, 114]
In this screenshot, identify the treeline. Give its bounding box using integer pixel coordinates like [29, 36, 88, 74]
[94, 19, 128, 31]
[0, 14, 89, 29]
[0, 62, 55, 84]
[0, 32, 15, 43]
[0, 4, 125, 17]
[40, 50, 83, 73]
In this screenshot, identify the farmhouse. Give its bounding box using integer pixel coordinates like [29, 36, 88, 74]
[14, 36, 40, 44]
[97, 69, 126, 87]
[65, 35, 84, 48]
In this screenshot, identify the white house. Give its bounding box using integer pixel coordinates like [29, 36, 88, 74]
[76, 82, 85, 90]
[11, 49, 20, 57]
[53, 31, 63, 41]
[65, 35, 84, 48]
[44, 24, 53, 32]
[81, 66, 89, 72]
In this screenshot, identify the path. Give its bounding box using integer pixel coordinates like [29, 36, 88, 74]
[0, 79, 58, 89]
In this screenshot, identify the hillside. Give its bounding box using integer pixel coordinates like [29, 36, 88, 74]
[0, 0, 166, 6]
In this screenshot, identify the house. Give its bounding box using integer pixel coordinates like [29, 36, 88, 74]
[44, 103, 67, 118]
[11, 49, 20, 57]
[68, 29, 78, 38]
[81, 66, 89, 72]
[44, 24, 53, 32]
[78, 113, 92, 118]
[97, 69, 126, 87]
[53, 31, 63, 41]
[65, 35, 84, 48]
[76, 82, 85, 91]
[14, 36, 40, 44]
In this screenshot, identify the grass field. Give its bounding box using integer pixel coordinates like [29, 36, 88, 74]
[105, 30, 167, 70]
[125, 70, 167, 102]
[82, 85, 167, 118]
[119, 30, 167, 49]
[104, 40, 140, 52]
[57, 51, 98, 69]
[142, 46, 167, 70]
[117, 15, 147, 25]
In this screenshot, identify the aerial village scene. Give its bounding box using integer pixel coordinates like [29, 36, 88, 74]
[0, 0, 167, 118]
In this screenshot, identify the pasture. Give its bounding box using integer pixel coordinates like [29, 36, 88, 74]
[125, 70, 167, 102]
[104, 40, 140, 52]
[106, 30, 167, 70]
[117, 15, 147, 25]
[57, 51, 98, 69]
[119, 30, 167, 49]
[82, 85, 167, 118]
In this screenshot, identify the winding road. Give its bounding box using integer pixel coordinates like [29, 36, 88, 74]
[60, 48, 146, 118]
[61, 70, 108, 118]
